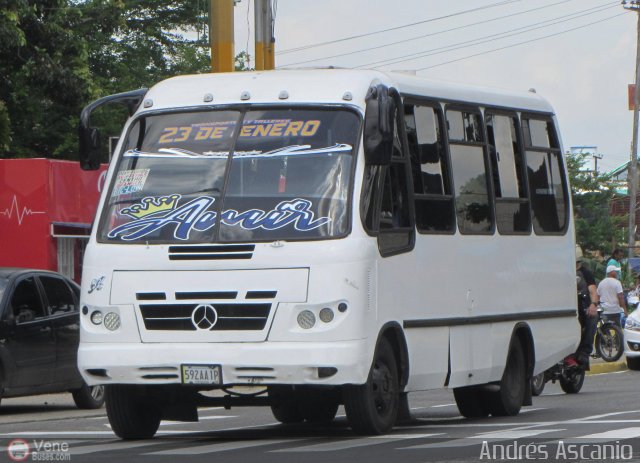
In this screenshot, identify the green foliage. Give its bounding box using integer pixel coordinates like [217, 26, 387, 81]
[567, 150, 625, 256]
[0, 101, 10, 151]
[0, 1, 93, 158]
[0, 0, 252, 160]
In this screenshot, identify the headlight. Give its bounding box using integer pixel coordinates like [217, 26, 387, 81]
[90, 311, 103, 325]
[319, 308, 335, 323]
[103, 312, 121, 331]
[297, 310, 316, 329]
[625, 318, 640, 331]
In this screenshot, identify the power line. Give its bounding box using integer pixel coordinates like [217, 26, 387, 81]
[277, 0, 526, 55]
[416, 12, 625, 71]
[280, 0, 580, 68]
[356, 2, 618, 69]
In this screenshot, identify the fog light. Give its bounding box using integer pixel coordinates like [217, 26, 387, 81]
[297, 310, 316, 329]
[90, 311, 103, 325]
[103, 312, 121, 331]
[319, 308, 334, 323]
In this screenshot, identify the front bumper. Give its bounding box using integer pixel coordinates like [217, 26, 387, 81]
[624, 327, 640, 357]
[78, 339, 370, 387]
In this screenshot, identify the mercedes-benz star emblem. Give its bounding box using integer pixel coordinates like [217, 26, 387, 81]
[191, 304, 218, 331]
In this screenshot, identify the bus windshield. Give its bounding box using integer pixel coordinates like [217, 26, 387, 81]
[98, 108, 360, 244]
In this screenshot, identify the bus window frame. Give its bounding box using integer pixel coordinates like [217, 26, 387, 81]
[402, 97, 456, 236]
[445, 104, 496, 236]
[483, 108, 532, 236]
[96, 103, 363, 245]
[520, 112, 569, 237]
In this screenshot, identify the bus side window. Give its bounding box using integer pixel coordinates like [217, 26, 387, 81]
[446, 108, 494, 235]
[522, 117, 568, 234]
[486, 112, 531, 234]
[362, 99, 415, 256]
[405, 104, 455, 233]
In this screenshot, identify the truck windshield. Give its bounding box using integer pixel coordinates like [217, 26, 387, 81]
[98, 107, 360, 244]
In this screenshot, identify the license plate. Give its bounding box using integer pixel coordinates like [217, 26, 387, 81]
[181, 364, 222, 385]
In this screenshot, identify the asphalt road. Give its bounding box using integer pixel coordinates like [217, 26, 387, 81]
[1, 370, 640, 463]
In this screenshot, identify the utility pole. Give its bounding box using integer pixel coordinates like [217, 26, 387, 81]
[255, 0, 275, 70]
[624, 0, 640, 259]
[210, 0, 235, 72]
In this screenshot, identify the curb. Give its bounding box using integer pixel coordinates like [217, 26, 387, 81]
[587, 359, 627, 375]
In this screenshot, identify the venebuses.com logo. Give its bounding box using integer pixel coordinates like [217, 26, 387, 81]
[6, 440, 30, 462]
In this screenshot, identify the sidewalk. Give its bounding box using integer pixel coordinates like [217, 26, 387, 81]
[587, 356, 628, 375]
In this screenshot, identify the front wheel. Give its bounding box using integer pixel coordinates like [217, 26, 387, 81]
[343, 339, 399, 435]
[71, 383, 105, 409]
[106, 385, 162, 439]
[560, 368, 585, 394]
[530, 372, 546, 397]
[596, 323, 624, 362]
[627, 356, 640, 371]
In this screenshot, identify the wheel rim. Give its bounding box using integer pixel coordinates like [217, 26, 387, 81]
[532, 373, 544, 391]
[371, 359, 395, 416]
[91, 385, 105, 402]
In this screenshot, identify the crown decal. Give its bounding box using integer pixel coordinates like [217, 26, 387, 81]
[121, 195, 180, 219]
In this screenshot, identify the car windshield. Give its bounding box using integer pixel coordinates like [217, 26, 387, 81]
[98, 107, 360, 244]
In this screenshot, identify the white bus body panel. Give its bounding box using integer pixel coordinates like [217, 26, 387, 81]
[78, 69, 578, 392]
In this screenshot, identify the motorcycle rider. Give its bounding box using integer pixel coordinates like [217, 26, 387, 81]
[566, 248, 599, 368]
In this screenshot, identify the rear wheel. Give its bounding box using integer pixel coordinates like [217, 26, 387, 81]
[596, 323, 624, 362]
[343, 339, 399, 435]
[560, 368, 585, 394]
[453, 386, 489, 418]
[627, 356, 640, 371]
[486, 339, 526, 416]
[106, 385, 162, 439]
[530, 372, 546, 397]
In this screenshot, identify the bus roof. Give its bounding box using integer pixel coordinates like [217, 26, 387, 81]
[141, 69, 555, 115]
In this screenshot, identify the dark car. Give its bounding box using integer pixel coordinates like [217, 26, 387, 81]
[0, 268, 104, 409]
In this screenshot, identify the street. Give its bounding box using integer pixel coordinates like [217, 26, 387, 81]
[1, 369, 639, 462]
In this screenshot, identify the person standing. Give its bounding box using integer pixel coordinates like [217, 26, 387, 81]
[598, 264, 629, 327]
[569, 253, 599, 368]
[606, 249, 624, 280]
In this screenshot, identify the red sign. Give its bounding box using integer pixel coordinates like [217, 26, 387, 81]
[0, 159, 107, 279]
[630, 84, 637, 111]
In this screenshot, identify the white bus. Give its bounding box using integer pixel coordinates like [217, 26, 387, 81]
[77, 69, 579, 439]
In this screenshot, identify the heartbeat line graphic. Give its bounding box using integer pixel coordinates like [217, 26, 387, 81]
[0, 195, 46, 226]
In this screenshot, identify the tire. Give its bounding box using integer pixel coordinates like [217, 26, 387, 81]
[596, 323, 624, 362]
[343, 339, 399, 435]
[486, 339, 526, 417]
[300, 401, 339, 424]
[71, 383, 105, 409]
[106, 385, 162, 439]
[268, 386, 304, 424]
[530, 372, 546, 397]
[627, 356, 640, 371]
[560, 368, 585, 394]
[269, 402, 304, 424]
[453, 386, 489, 418]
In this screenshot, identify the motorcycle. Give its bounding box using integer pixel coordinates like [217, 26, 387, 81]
[592, 308, 624, 362]
[531, 361, 585, 396]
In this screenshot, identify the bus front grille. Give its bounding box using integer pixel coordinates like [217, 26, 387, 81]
[139, 303, 271, 331]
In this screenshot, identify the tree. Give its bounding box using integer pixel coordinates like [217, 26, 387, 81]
[566, 150, 625, 255]
[0, 101, 10, 151]
[0, 1, 93, 158]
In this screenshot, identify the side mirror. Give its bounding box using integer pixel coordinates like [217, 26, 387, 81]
[363, 85, 395, 166]
[79, 126, 101, 171]
[78, 88, 148, 171]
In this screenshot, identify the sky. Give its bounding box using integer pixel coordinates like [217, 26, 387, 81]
[230, 0, 637, 174]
